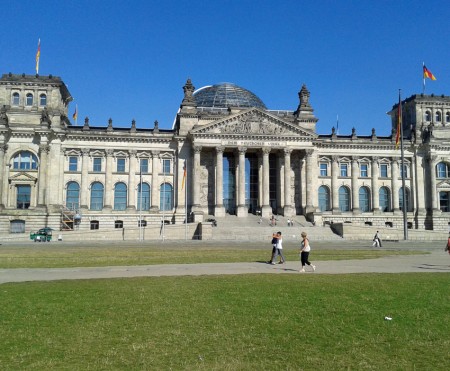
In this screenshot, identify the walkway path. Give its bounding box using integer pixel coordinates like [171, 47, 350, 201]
[1, 250, 448, 284]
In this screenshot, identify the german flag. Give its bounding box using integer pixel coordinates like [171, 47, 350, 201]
[423, 64, 436, 80]
[35, 39, 41, 74]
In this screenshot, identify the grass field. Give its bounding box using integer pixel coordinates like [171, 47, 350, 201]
[0, 244, 426, 268]
[0, 273, 448, 370]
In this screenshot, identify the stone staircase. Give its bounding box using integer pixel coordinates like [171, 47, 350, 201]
[208, 214, 342, 241]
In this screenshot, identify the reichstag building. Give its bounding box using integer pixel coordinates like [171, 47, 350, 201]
[0, 72, 449, 235]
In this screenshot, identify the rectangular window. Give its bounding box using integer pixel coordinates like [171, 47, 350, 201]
[360, 164, 368, 177]
[162, 159, 170, 174]
[117, 158, 126, 173]
[340, 163, 348, 177]
[400, 165, 408, 178]
[69, 156, 78, 172]
[380, 164, 388, 178]
[93, 157, 102, 172]
[320, 163, 328, 176]
[140, 159, 148, 173]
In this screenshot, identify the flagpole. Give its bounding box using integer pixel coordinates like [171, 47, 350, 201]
[162, 174, 166, 243]
[35, 38, 40, 75]
[422, 62, 426, 94]
[139, 167, 143, 241]
[185, 160, 188, 240]
[399, 89, 408, 240]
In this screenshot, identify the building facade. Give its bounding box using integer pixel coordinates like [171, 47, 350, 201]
[0, 73, 449, 235]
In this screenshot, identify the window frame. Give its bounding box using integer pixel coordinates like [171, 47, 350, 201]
[26, 93, 33, 106]
[162, 159, 171, 174]
[68, 156, 78, 172]
[12, 92, 20, 106]
[117, 158, 126, 173]
[39, 94, 47, 106]
[380, 164, 388, 178]
[319, 163, 328, 177]
[360, 163, 368, 177]
[340, 163, 348, 177]
[93, 157, 102, 172]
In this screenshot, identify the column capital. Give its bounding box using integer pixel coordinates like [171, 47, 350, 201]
[426, 154, 438, 164]
[331, 155, 339, 163]
[391, 157, 400, 165]
[304, 149, 314, 158]
[262, 147, 271, 155]
[106, 149, 114, 157]
[151, 150, 160, 158]
[371, 156, 379, 164]
[284, 148, 292, 156]
[39, 144, 50, 154]
[129, 149, 137, 157]
[193, 145, 202, 154]
[0, 144, 7, 154]
[237, 146, 247, 154]
[81, 148, 90, 157]
[216, 146, 224, 154]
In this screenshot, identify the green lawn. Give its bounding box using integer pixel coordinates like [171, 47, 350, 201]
[0, 274, 448, 370]
[0, 244, 426, 268]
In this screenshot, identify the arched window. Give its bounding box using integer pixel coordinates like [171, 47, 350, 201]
[379, 186, 391, 212]
[359, 186, 370, 212]
[160, 182, 173, 211]
[318, 185, 330, 212]
[338, 186, 350, 212]
[137, 183, 151, 211]
[39, 94, 47, 106]
[12, 92, 20, 105]
[446, 112, 450, 123]
[26, 93, 33, 106]
[435, 111, 442, 122]
[90, 182, 104, 210]
[399, 187, 411, 211]
[13, 151, 38, 170]
[114, 182, 127, 210]
[425, 111, 431, 121]
[436, 162, 450, 178]
[66, 182, 80, 210]
[439, 191, 450, 212]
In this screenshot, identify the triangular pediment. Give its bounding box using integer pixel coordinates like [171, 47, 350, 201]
[190, 108, 317, 138]
[437, 180, 450, 189]
[9, 172, 38, 182]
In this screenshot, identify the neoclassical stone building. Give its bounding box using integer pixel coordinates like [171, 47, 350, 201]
[0, 72, 449, 235]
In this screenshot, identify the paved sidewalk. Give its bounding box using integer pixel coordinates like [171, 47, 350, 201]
[1, 250, 448, 284]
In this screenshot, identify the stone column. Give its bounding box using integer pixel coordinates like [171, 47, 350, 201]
[428, 155, 439, 211]
[414, 153, 426, 215]
[215, 146, 225, 217]
[391, 158, 400, 213]
[261, 147, 271, 218]
[351, 156, 360, 214]
[331, 155, 340, 213]
[283, 148, 293, 216]
[371, 157, 379, 213]
[237, 146, 247, 217]
[0, 144, 6, 210]
[80, 149, 90, 210]
[192, 145, 202, 209]
[127, 150, 137, 210]
[304, 149, 317, 214]
[37, 144, 49, 209]
[104, 149, 114, 211]
[151, 151, 159, 211]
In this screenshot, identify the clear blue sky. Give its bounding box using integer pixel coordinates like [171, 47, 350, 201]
[2, 0, 449, 135]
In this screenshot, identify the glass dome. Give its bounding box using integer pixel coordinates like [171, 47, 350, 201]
[194, 83, 267, 109]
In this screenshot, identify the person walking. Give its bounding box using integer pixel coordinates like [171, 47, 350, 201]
[372, 231, 382, 247]
[445, 233, 450, 255]
[299, 231, 315, 272]
[270, 232, 286, 265]
[267, 233, 279, 264]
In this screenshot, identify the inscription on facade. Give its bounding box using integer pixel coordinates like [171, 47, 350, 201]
[223, 140, 285, 147]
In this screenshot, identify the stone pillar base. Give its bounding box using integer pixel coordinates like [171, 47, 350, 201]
[214, 205, 225, 217]
[332, 209, 341, 215]
[283, 206, 294, 217]
[261, 205, 272, 219]
[103, 206, 112, 213]
[352, 208, 361, 215]
[192, 210, 204, 223]
[237, 205, 248, 217]
[304, 205, 316, 214]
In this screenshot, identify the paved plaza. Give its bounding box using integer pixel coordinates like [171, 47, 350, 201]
[0, 240, 449, 284]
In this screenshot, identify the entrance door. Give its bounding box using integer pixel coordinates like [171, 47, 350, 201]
[245, 155, 259, 213]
